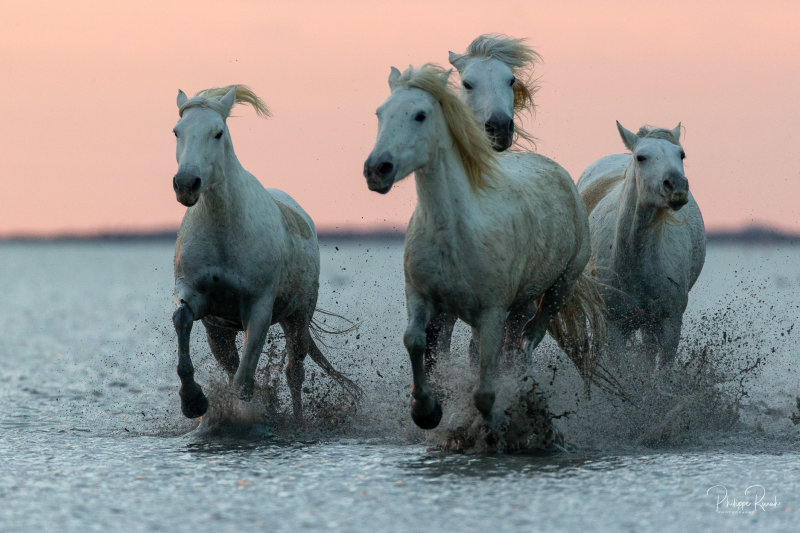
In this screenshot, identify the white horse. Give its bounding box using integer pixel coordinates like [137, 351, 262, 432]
[433, 34, 580, 368]
[363, 65, 604, 429]
[577, 122, 706, 366]
[171, 85, 359, 420]
[449, 33, 540, 151]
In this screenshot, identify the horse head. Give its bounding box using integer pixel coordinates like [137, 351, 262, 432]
[172, 87, 237, 206]
[363, 66, 449, 194]
[449, 34, 540, 151]
[617, 121, 689, 211]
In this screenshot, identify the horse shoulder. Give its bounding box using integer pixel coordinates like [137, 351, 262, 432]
[267, 189, 317, 242]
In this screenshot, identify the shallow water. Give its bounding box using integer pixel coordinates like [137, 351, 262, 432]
[1, 241, 798, 531]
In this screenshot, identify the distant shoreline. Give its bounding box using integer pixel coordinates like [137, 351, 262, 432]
[1, 226, 799, 244]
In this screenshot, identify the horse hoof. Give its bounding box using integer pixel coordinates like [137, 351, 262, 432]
[180, 383, 209, 419]
[411, 397, 443, 430]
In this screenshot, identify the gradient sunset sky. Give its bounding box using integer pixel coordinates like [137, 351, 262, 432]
[2, 1, 798, 236]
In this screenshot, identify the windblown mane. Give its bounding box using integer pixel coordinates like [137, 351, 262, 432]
[395, 64, 499, 191]
[636, 125, 681, 146]
[462, 34, 541, 147]
[178, 85, 271, 118]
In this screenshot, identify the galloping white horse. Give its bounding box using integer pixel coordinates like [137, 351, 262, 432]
[577, 122, 705, 366]
[438, 34, 597, 371]
[363, 65, 604, 429]
[449, 33, 540, 151]
[171, 85, 359, 420]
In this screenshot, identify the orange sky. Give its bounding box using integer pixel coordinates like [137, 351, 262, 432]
[1, 1, 799, 236]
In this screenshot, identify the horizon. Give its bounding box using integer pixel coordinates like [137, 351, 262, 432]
[2, 1, 799, 237]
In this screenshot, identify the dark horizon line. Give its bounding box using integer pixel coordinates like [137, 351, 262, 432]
[2, 224, 800, 244]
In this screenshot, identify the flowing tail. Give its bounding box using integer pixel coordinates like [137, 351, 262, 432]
[545, 259, 623, 398]
[308, 308, 363, 402]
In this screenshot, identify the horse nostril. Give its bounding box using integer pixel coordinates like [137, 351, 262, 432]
[192, 177, 201, 191]
[663, 179, 673, 191]
[485, 122, 496, 135]
[377, 162, 394, 177]
[173, 177, 178, 191]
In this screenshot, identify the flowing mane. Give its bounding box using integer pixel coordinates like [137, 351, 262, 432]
[395, 64, 499, 191]
[461, 34, 541, 146]
[636, 125, 682, 145]
[178, 85, 271, 118]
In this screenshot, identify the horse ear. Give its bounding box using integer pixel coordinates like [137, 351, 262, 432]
[448, 51, 466, 71]
[672, 122, 682, 142]
[177, 90, 188, 109]
[616, 121, 639, 152]
[440, 69, 453, 83]
[219, 86, 237, 117]
[388, 66, 402, 89]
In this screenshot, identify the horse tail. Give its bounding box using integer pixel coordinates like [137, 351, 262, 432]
[306, 308, 363, 402]
[546, 257, 618, 395]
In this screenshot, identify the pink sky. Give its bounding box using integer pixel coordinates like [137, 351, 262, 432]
[1, 1, 799, 236]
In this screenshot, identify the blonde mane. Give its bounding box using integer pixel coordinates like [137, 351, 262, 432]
[462, 34, 541, 147]
[395, 64, 499, 191]
[636, 125, 681, 145]
[179, 85, 271, 118]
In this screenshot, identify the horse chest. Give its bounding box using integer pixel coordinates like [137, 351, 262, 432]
[404, 242, 482, 319]
[175, 227, 287, 326]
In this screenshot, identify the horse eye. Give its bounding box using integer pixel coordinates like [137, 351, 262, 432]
[636, 154, 647, 162]
[462, 80, 473, 90]
[509, 76, 516, 87]
[414, 112, 427, 122]
[214, 130, 223, 139]
[680, 151, 686, 160]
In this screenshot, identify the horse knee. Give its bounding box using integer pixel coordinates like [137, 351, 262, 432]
[172, 304, 193, 333]
[403, 328, 426, 356]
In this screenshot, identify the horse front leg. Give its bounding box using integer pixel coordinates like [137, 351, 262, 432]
[233, 299, 274, 401]
[474, 308, 506, 418]
[404, 289, 442, 430]
[173, 301, 209, 418]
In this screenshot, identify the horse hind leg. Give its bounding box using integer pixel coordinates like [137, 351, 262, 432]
[655, 316, 682, 370]
[283, 324, 309, 423]
[173, 302, 209, 418]
[521, 273, 576, 361]
[202, 319, 239, 380]
[424, 312, 455, 372]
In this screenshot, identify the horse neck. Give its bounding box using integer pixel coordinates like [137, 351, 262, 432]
[413, 140, 478, 237]
[611, 163, 664, 275]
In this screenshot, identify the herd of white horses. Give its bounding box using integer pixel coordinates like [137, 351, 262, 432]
[170, 35, 705, 433]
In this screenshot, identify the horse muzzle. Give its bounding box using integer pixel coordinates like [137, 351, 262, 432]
[173, 173, 202, 206]
[485, 113, 514, 152]
[363, 153, 396, 194]
[668, 190, 689, 210]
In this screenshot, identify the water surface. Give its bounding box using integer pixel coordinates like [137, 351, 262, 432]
[1, 242, 798, 531]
